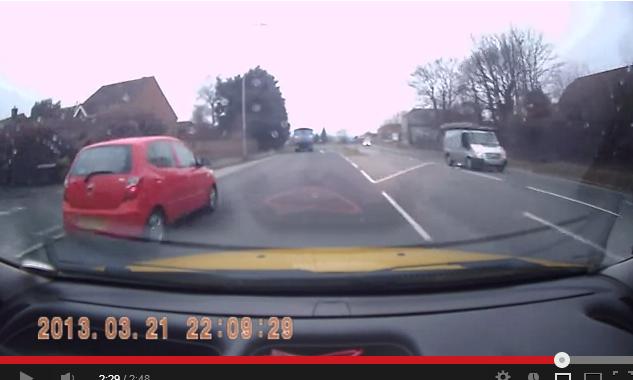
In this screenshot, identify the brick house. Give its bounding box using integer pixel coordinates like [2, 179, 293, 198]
[79, 76, 178, 135]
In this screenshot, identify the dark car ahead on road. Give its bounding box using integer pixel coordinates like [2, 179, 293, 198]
[293, 128, 315, 152]
[63, 136, 218, 242]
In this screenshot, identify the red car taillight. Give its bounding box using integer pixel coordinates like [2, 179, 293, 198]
[124, 176, 142, 201]
[63, 176, 69, 202]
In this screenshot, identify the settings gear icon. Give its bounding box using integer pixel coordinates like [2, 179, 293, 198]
[496, 370, 511, 380]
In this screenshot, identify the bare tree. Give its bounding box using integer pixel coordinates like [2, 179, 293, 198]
[457, 59, 485, 123]
[460, 28, 559, 125]
[512, 28, 559, 96]
[546, 62, 591, 101]
[383, 110, 407, 125]
[436, 58, 460, 110]
[409, 58, 460, 110]
[409, 63, 438, 109]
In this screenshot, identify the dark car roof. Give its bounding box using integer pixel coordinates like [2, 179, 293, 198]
[83, 136, 180, 149]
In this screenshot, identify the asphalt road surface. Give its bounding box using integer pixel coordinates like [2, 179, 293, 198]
[1, 144, 632, 271]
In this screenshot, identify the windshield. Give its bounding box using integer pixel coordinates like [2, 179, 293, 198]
[69, 145, 132, 176]
[1, 1, 632, 293]
[468, 131, 499, 147]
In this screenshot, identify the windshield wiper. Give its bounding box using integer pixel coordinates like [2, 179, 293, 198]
[84, 170, 114, 182]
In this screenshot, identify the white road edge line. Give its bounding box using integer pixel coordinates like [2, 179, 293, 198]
[382, 191, 432, 241]
[625, 200, 633, 207]
[52, 232, 66, 240]
[35, 224, 62, 236]
[523, 211, 618, 260]
[461, 169, 503, 182]
[527, 186, 620, 217]
[374, 163, 434, 184]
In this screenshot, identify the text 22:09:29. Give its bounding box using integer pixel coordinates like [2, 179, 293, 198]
[186, 316, 294, 340]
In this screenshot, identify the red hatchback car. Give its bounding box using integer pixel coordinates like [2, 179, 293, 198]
[63, 136, 218, 242]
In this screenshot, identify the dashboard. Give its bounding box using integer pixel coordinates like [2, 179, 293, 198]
[2, 259, 633, 356]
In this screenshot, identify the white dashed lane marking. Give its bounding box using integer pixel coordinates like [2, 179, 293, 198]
[0, 206, 25, 216]
[34, 224, 62, 236]
[382, 191, 432, 241]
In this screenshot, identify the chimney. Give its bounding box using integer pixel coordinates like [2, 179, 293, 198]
[11, 106, 18, 119]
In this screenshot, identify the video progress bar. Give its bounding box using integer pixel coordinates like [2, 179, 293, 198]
[572, 357, 633, 364]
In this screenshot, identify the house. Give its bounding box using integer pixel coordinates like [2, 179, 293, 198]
[401, 108, 466, 148]
[59, 105, 88, 120]
[359, 132, 377, 140]
[559, 65, 633, 126]
[377, 123, 401, 142]
[0, 106, 27, 130]
[79, 76, 178, 135]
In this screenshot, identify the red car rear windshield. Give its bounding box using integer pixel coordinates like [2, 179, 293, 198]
[70, 145, 132, 176]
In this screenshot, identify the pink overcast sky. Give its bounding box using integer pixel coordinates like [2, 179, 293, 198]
[0, 1, 630, 134]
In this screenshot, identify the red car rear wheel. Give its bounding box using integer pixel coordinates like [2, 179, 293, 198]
[144, 210, 165, 242]
[207, 186, 218, 213]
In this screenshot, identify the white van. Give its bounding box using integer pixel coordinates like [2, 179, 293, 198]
[442, 123, 507, 172]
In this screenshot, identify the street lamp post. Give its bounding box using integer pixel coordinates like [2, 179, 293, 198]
[241, 74, 263, 158]
[241, 74, 247, 158]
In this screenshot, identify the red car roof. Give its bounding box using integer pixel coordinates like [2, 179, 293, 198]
[84, 135, 180, 149]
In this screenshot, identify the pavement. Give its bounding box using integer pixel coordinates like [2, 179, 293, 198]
[1, 144, 632, 271]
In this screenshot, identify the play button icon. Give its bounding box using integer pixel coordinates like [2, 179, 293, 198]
[19, 372, 33, 380]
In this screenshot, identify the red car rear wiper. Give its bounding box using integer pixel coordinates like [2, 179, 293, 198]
[84, 170, 114, 182]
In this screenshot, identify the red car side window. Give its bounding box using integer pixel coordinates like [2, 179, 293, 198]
[172, 143, 196, 168]
[147, 141, 175, 168]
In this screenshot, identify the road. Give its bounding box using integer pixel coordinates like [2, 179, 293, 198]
[1, 144, 632, 271]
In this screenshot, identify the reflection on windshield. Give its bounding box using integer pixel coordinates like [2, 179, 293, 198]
[0, 1, 632, 290]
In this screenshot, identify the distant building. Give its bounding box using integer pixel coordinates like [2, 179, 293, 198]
[401, 108, 465, 147]
[377, 123, 401, 142]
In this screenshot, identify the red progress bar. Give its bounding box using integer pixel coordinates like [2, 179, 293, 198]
[0, 356, 554, 365]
